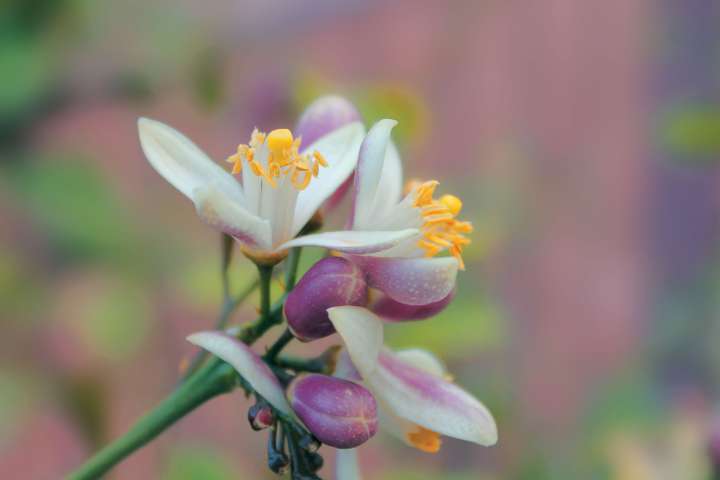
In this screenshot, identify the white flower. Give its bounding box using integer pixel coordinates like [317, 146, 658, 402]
[138, 96, 383, 264]
[328, 306, 497, 479]
[282, 119, 472, 307]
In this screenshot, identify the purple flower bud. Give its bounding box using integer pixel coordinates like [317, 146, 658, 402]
[248, 401, 275, 431]
[285, 257, 368, 341]
[295, 95, 361, 147]
[371, 289, 455, 322]
[288, 374, 378, 449]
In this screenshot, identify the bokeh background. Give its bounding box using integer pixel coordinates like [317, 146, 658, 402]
[2, 0, 720, 478]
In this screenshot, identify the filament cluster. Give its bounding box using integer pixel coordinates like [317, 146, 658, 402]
[227, 128, 328, 191]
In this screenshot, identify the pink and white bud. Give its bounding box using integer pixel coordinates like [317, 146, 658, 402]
[295, 95, 362, 149]
[284, 257, 368, 341]
[370, 289, 455, 322]
[287, 374, 378, 449]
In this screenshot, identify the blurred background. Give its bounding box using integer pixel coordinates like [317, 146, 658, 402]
[2, 0, 720, 478]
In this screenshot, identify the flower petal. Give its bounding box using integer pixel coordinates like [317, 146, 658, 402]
[138, 118, 244, 204]
[370, 289, 455, 321]
[292, 122, 365, 236]
[351, 119, 398, 229]
[326, 308, 497, 447]
[295, 95, 362, 147]
[370, 350, 497, 446]
[279, 229, 419, 254]
[335, 448, 362, 480]
[349, 256, 458, 306]
[193, 186, 272, 249]
[186, 331, 292, 415]
[327, 306, 383, 377]
[394, 349, 447, 378]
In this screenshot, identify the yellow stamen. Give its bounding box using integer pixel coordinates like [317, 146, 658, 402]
[439, 194, 462, 215]
[407, 426, 442, 453]
[226, 127, 328, 191]
[412, 181, 472, 270]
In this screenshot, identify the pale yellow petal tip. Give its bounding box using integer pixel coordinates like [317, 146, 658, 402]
[407, 427, 442, 453]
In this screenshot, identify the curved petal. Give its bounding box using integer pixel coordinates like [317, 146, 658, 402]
[371, 289, 455, 322]
[327, 306, 383, 377]
[351, 119, 397, 229]
[295, 95, 361, 147]
[292, 122, 365, 236]
[374, 141, 403, 209]
[394, 349, 447, 378]
[371, 350, 497, 446]
[335, 448, 362, 480]
[193, 186, 272, 249]
[350, 256, 458, 306]
[138, 118, 244, 204]
[326, 308, 496, 446]
[186, 331, 292, 415]
[278, 229, 419, 255]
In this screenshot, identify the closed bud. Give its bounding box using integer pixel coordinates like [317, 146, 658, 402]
[287, 374, 378, 449]
[295, 95, 361, 147]
[285, 257, 368, 341]
[248, 401, 275, 431]
[371, 289, 455, 322]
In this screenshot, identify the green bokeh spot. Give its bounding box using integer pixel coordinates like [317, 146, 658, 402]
[162, 445, 238, 480]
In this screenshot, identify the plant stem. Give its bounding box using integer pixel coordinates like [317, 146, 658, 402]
[264, 328, 294, 362]
[258, 264, 274, 323]
[67, 359, 236, 480]
[273, 355, 326, 374]
[284, 247, 302, 290]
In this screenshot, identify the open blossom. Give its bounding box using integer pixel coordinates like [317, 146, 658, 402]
[327, 306, 497, 461]
[138, 96, 378, 265]
[282, 119, 471, 315]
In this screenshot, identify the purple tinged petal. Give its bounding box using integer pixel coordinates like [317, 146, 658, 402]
[349, 255, 458, 306]
[285, 257, 368, 342]
[371, 289, 455, 322]
[371, 350, 497, 446]
[288, 374, 378, 449]
[295, 95, 361, 147]
[186, 331, 292, 415]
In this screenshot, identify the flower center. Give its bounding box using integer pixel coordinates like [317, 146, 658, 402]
[226, 128, 328, 191]
[407, 426, 442, 453]
[411, 180, 473, 270]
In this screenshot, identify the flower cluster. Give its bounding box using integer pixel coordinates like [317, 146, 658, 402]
[138, 95, 497, 479]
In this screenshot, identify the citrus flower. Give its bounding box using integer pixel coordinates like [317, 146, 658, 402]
[281, 119, 471, 310]
[138, 96, 409, 265]
[327, 306, 496, 478]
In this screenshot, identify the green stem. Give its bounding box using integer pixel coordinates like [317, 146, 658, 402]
[273, 355, 325, 373]
[264, 328, 294, 362]
[258, 264, 274, 323]
[67, 359, 235, 480]
[284, 247, 302, 291]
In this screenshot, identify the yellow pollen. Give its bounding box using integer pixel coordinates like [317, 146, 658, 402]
[226, 127, 328, 191]
[439, 194, 463, 215]
[407, 426, 442, 453]
[266, 128, 294, 153]
[412, 181, 472, 270]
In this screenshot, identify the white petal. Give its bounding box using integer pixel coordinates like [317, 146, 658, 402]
[327, 306, 383, 377]
[193, 186, 272, 249]
[373, 141, 403, 210]
[292, 122, 365, 236]
[186, 331, 292, 415]
[335, 448, 362, 480]
[370, 350, 497, 446]
[138, 118, 244, 204]
[349, 256, 458, 305]
[394, 349, 447, 378]
[278, 229, 419, 254]
[326, 309, 497, 446]
[351, 119, 397, 229]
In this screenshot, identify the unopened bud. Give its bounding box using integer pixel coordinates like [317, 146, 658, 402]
[285, 257, 368, 341]
[248, 401, 275, 431]
[295, 95, 361, 147]
[287, 374, 377, 449]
